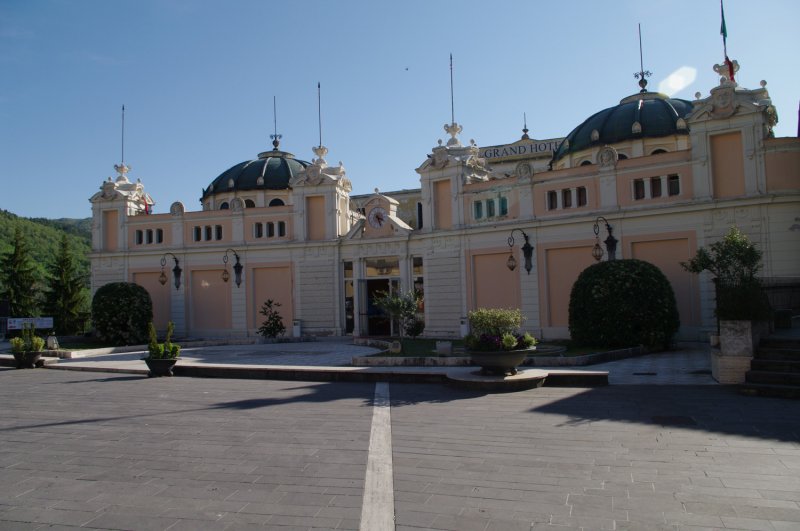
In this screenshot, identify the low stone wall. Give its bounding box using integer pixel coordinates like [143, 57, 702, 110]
[353, 345, 647, 367]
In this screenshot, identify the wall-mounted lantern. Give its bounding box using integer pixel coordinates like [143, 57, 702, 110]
[159, 253, 182, 290]
[506, 228, 534, 275]
[222, 249, 243, 288]
[592, 216, 618, 261]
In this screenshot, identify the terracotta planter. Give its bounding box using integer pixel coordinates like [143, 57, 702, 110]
[144, 358, 178, 377]
[13, 351, 43, 369]
[469, 348, 534, 376]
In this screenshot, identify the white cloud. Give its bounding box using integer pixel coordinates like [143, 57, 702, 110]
[658, 66, 697, 97]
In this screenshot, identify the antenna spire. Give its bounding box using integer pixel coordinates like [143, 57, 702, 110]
[317, 82, 322, 148]
[270, 96, 282, 149]
[633, 23, 652, 92]
[522, 112, 529, 140]
[121, 104, 125, 165]
[449, 53, 455, 125]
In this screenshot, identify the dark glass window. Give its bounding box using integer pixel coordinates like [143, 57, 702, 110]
[562, 189, 572, 208]
[474, 201, 483, 220]
[219, 202, 229, 210]
[634, 179, 645, 200]
[267, 222, 275, 238]
[499, 197, 508, 216]
[668, 174, 680, 196]
[278, 221, 286, 237]
[254, 223, 263, 238]
[651, 177, 662, 198]
[268, 198, 285, 207]
[547, 191, 558, 210]
[156, 228, 163, 243]
[577, 187, 587, 206]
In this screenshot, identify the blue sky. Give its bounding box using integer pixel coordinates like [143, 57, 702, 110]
[1, 0, 798, 220]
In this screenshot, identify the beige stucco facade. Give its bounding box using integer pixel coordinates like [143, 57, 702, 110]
[90, 62, 799, 342]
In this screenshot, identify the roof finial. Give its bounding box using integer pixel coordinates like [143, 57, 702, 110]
[633, 23, 652, 93]
[449, 53, 455, 125]
[120, 104, 125, 165]
[443, 54, 462, 147]
[522, 112, 530, 140]
[317, 82, 323, 148]
[270, 96, 282, 149]
[114, 104, 130, 179]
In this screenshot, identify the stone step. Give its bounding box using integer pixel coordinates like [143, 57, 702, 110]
[755, 347, 800, 361]
[751, 359, 800, 373]
[760, 338, 800, 349]
[740, 382, 800, 399]
[745, 370, 800, 386]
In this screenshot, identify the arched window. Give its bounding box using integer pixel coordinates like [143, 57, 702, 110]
[617, 153, 628, 160]
[580, 160, 592, 166]
[244, 199, 256, 208]
[268, 198, 285, 207]
[651, 149, 667, 155]
[219, 202, 229, 210]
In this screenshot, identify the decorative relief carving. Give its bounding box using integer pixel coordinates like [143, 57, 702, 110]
[169, 202, 185, 216]
[710, 87, 736, 118]
[230, 197, 245, 212]
[515, 162, 533, 182]
[597, 146, 617, 169]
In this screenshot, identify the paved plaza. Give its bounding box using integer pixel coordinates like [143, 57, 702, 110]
[1, 363, 799, 530]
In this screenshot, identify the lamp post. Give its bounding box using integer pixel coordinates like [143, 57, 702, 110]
[158, 253, 182, 290]
[222, 249, 243, 287]
[592, 216, 618, 261]
[506, 228, 534, 275]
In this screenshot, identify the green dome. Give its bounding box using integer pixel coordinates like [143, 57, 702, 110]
[202, 148, 310, 200]
[551, 92, 693, 163]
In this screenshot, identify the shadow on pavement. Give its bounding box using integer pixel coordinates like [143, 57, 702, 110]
[528, 384, 800, 443]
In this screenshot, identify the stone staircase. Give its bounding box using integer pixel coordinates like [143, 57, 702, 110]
[741, 337, 800, 399]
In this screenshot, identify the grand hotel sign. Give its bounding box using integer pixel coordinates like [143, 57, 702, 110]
[480, 137, 564, 161]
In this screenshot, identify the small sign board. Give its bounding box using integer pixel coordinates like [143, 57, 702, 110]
[7, 317, 54, 330]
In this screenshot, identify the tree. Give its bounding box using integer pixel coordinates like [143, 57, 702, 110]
[681, 227, 771, 321]
[373, 289, 424, 338]
[43, 234, 89, 334]
[0, 227, 41, 317]
[258, 299, 286, 338]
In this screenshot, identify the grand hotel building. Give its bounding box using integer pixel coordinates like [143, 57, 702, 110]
[89, 58, 799, 341]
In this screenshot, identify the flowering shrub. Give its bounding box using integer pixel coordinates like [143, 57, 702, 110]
[146, 321, 181, 360]
[464, 308, 537, 352]
[10, 324, 45, 354]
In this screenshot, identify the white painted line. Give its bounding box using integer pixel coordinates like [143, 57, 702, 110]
[360, 382, 395, 531]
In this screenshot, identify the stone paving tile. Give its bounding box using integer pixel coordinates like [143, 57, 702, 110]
[390, 383, 800, 531]
[0, 370, 373, 530]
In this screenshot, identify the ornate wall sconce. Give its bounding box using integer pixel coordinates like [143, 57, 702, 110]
[506, 228, 534, 274]
[592, 216, 618, 261]
[158, 253, 182, 290]
[222, 249, 243, 287]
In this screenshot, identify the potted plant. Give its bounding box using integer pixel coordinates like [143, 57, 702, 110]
[144, 321, 181, 377]
[464, 308, 537, 376]
[682, 227, 772, 383]
[10, 324, 46, 369]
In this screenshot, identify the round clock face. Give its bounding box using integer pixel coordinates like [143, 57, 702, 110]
[368, 206, 387, 228]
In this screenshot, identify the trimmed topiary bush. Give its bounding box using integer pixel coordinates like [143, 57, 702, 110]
[569, 259, 679, 349]
[92, 282, 153, 345]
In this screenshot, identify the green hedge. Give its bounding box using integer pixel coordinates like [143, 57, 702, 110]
[91, 282, 153, 345]
[569, 259, 679, 349]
